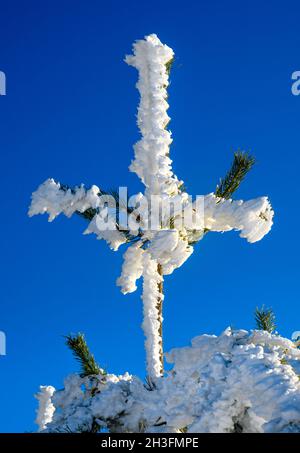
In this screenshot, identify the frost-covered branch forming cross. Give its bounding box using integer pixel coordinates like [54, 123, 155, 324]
[28, 34, 274, 380]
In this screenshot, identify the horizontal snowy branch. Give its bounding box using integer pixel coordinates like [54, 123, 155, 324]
[28, 179, 101, 221]
[203, 193, 274, 243]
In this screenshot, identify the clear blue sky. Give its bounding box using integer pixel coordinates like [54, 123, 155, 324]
[0, 0, 299, 432]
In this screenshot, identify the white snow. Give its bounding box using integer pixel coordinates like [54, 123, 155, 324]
[83, 213, 127, 251]
[28, 179, 127, 251]
[35, 385, 55, 432]
[37, 329, 300, 433]
[141, 253, 164, 378]
[203, 193, 274, 243]
[125, 34, 180, 198]
[117, 242, 144, 294]
[28, 179, 101, 222]
[148, 230, 193, 275]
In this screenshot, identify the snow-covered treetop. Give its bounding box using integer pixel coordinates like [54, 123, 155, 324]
[36, 328, 300, 433]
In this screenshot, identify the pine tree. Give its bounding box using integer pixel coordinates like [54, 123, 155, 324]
[29, 34, 274, 381]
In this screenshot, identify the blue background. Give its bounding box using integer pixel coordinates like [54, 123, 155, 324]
[0, 0, 299, 432]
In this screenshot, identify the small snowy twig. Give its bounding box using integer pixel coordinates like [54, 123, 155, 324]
[35, 385, 55, 432]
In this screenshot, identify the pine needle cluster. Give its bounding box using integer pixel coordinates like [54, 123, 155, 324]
[65, 333, 104, 378]
[255, 306, 276, 333]
[215, 151, 255, 200]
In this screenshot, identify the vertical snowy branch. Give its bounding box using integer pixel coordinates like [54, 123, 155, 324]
[125, 34, 179, 197]
[125, 34, 178, 377]
[156, 263, 164, 374]
[142, 253, 164, 378]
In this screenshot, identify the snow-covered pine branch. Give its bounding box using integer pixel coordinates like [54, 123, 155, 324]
[36, 328, 300, 433]
[28, 179, 128, 251]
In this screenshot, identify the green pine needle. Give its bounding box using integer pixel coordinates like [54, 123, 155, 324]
[65, 333, 104, 377]
[77, 207, 97, 221]
[254, 306, 276, 333]
[215, 151, 255, 200]
[165, 58, 174, 76]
